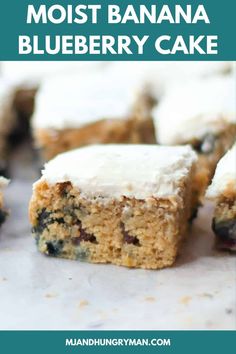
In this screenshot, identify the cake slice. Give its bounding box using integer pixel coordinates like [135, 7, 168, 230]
[1, 62, 108, 128]
[0, 62, 109, 164]
[0, 75, 38, 177]
[206, 143, 236, 251]
[107, 61, 234, 102]
[153, 75, 236, 198]
[0, 79, 20, 175]
[1, 61, 108, 86]
[0, 177, 8, 227]
[32, 69, 156, 161]
[29, 144, 197, 269]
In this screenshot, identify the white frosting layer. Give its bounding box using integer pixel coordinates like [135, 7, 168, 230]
[32, 70, 142, 130]
[206, 143, 236, 198]
[147, 61, 234, 96]
[1, 61, 232, 88]
[99, 62, 234, 103]
[37, 144, 197, 199]
[153, 75, 236, 144]
[1, 61, 108, 88]
[32, 62, 234, 131]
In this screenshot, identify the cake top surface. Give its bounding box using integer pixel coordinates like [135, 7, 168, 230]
[206, 143, 236, 198]
[145, 61, 234, 98]
[27, 62, 235, 131]
[38, 144, 197, 199]
[153, 75, 236, 144]
[1, 61, 107, 88]
[2, 60, 232, 88]
[32, 69, 144, 130]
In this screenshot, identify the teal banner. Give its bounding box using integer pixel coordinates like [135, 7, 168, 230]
[0, 0, 235, 60]
[0, 330, 236, 354]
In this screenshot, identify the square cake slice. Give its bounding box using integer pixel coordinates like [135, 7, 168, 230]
[0, 177, 8, 228]
[29, 144, 197, 269]
[153, 75, 236, 198]
[32, 69, 155, 161]
[0, 80, 18, 174]
[0, 78, 36, 175]
[206, 143, 236, 251]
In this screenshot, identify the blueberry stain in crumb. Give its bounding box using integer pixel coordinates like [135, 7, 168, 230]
[212, 218, 236, 240]
[120, 222, 140, 246]
[33, 208, 52, 235]
[45, 240, 64, 256]
[72, 220, 97, 245]
[193, 133, 216, 155]
[212, 218, 236, 250]
[33, 208, 68, 236]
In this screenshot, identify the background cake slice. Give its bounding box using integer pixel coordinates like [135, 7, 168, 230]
[32, 69, 156, 160]
[0, 62, 110, 166]
[0, 177, 8, 228]
[153, 74, 236, 198]
[29, 144, 197, 269]
[206, 143, 236, 251]
[0, 79, 23, 175]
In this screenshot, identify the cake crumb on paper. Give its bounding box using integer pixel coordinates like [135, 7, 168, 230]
[179, 296, 191, 305]
[144, 296, 156, 302]
[45, 292, 58, 299]
[198, 293, 214, 299]
[78, 300, 89, 308]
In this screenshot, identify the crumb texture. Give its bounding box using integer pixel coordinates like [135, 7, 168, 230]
[29, 178, 193, 269]
[34, 116, 156, 160]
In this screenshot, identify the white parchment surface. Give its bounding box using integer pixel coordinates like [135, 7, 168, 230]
[0, 144, 235, 330]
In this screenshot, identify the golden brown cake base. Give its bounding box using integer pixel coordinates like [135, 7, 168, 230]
[29, 174, 194, 269]
[34, 115, 156, 161]
[0, 86, 36, 174]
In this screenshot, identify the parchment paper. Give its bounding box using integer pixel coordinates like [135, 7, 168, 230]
[0, 144, 235, 330]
